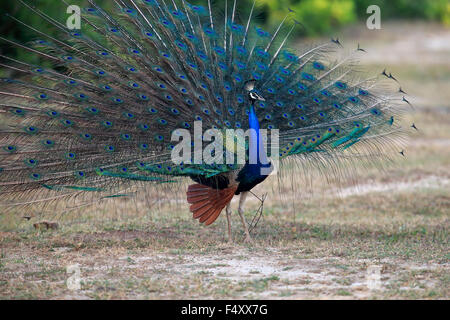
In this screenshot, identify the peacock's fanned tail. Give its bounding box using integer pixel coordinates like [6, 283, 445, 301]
[0, 0, 407, 209]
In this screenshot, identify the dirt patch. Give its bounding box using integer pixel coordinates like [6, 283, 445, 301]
[336, 175, 450, 198]
[1, 244, 447, 299]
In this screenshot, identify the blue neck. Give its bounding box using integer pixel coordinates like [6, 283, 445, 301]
[248, 103, 269, 166]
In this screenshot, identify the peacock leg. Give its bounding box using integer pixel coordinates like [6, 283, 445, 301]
[225, 202, 233, 243]
[237, 192, 252, 243]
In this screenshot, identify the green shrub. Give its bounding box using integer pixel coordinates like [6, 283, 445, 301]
[0, 0, 448, 61]
[260, 0, 356, 35]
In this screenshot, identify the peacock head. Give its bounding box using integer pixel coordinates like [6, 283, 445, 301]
[244, 79, 265, 103]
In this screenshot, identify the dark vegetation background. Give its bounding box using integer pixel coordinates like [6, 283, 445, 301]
[0, 0, 448, 65]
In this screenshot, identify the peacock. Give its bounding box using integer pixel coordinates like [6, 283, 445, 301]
[0, 0, 407, 242]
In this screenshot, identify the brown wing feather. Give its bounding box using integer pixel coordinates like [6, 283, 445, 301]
[186, 184, 237, 225]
